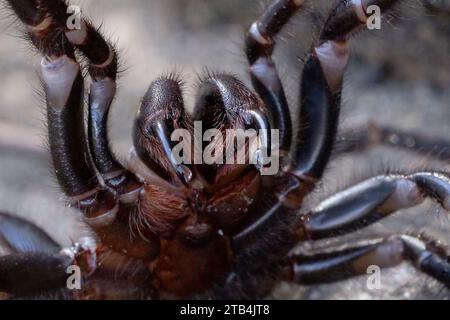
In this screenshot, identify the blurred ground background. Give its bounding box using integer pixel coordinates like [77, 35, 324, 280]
[0, 0, 449, 299]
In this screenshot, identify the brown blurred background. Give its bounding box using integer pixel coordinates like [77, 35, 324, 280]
[0, 0, 449, 299]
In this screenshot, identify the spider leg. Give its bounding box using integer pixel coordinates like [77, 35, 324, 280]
[0, 212, 60, 254]
[245, 0, 304, 152]
[282, 235, 450, 288]
[335, 122, 450, 161]
[5, 0, 107, 205]
[65, 6, 143, 201]
[0, 252, 72, 297]
[52, 0, 142, 201]
[296, 172, 450, 240]
[0, 212, 92, 297]
[88, 77, 143, 203]
[288, 0, 399, 181]
[42, 53, 157, 260]
[5, 0, 142, 202]
[0, 248, 153, 299]
[5, 0, 159, 261]
[0, 211, 153, 298]
[233, 0, 400, 245]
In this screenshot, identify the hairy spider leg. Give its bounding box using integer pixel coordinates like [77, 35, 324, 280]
[296, 172, 450, 240]
[336, 122, 450, 161]
[5, 0, 159, 262]
[44, 0, 142, 200]
[6, 0, 142, 200]
[245, 0, 303, 153]
[229, 0, 405, 295]
[0, 211, 78, 296]
[0, 212, 153, 298]
[283, 234, 450, 288]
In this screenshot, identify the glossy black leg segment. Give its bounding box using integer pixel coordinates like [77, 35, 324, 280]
[245, 0, 305, 152]
[0, 212, 60, 254]
[297, 172, 450, 240]
[41, 1, 132, 196]
[8, 0, 126, 240]
[73, 0, 140, 201]
[61, 0, 119, 81]
[0, 233, 99, 297]
[88, 80, 119, 178]
[288, 0, 404, 179]
[88, 79, 142, 203]
[0, 253, 72, 296]
[235, 0, 406, 252]
[41, 55, 118, 228]
[336, 122, 450, 161]
[65, 21, 118, 81]
[283, 235, 450, 288]
[320, 0, 399, 41]
[43, 56, 97, 197]
[290, 55, 341, 179]
[7, 0, 130, 197]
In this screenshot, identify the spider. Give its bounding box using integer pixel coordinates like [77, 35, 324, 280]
[0, 0, 450, 300]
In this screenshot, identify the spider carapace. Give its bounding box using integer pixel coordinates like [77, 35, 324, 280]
[1, 0, 450, 300]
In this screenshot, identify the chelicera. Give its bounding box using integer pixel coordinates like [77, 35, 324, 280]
[0, 0, 449, 299]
